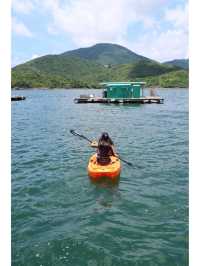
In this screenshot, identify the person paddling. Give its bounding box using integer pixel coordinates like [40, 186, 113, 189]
[70, 129, 133, 166]
[91, 132, 115, 165]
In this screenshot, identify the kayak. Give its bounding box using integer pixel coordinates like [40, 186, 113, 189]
[88, 153, 121, 181]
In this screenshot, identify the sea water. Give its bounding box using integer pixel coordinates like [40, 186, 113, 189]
[12, 88, 188, 266]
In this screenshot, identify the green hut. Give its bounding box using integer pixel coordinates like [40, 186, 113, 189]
[101, 82, 146, 99]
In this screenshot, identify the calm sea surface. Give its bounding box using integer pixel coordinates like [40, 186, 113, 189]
[12, 88, 188, 266]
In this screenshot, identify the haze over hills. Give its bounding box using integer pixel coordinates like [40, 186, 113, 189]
[12, 43, 189, 89]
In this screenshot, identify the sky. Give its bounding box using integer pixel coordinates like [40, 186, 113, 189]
[12, 0, 188, 66]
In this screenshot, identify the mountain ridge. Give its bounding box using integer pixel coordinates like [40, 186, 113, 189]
[61, 43, 151, 65]
[164, 59, 189, 70]
[12, 43, 189, 88]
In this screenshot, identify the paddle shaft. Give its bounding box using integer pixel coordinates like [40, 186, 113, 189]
[70, 129, 93, 143]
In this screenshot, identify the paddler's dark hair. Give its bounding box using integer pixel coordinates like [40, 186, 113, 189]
[99, 132, 113, 145]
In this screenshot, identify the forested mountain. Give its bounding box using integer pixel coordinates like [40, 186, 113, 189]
[12, 43, 189, 88]
[164, 59, 189, 70]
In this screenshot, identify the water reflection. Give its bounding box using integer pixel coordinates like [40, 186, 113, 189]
[90, 178, 121, 208]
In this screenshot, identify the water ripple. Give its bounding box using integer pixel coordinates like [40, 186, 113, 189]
[12, 88, 188, 266]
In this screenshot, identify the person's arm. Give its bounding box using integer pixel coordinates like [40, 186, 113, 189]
[110, 145, 116, 156]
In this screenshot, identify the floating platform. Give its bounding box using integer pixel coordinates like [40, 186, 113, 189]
[11, 96, 26, 101]
[74, 96, 164, 104]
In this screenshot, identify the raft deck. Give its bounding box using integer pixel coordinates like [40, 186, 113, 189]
[74, 96, 164, 104]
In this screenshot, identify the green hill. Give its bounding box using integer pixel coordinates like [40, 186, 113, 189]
[12, 65, 71, 88]
[108, 60, 180, 80]
[13, 55, 109, 81]
[164, 59, 189, 70]
[12, 54, 111, 88]
[134, 70, 189, 88]
[62, 43, 149, 65]
[12, 43, 189, 89]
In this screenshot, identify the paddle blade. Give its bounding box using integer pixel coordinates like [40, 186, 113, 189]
[70, 129, 79, 136]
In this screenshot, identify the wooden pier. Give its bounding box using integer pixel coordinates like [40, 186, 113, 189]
[74, 96, 164, 104]
[11, 96, 26, 101]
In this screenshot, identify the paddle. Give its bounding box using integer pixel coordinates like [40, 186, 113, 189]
[70, 129, 92, 143]
[70, 129, 133, 167]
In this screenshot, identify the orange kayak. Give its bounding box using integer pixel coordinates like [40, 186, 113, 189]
[88, 153, 121, 181]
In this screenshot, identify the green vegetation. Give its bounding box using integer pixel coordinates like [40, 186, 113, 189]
[135, 70, 189, 88]
[164, 59, 189, 70]
[61, 43, 149, 65]
[108, 60, 180, 80]
[128, 60, 179, 78]
[12, 43, 189, 89]
[11, 66, 100, 89]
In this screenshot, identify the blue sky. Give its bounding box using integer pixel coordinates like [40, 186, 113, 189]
[12, 0, 188, 66]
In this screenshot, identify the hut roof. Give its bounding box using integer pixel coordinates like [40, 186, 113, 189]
[100, 82, 146, 86]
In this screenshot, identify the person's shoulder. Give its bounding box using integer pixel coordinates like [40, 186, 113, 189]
[109, 139, 114, 145]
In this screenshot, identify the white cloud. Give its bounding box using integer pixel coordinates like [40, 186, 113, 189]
[12, 0, 188, 61]
[30, 53, 46, 60]
[30, 54, 40, 60]
[130, 28, 188, 62]
[40, 0, 188, 61]
[12, 17, 33, 37]
[128, 3, 188, 61]
[47, 25, 59, 35]
[165, 3, 188, 29]
[12, 0, 34, 14]
[43, 0, 167, 46]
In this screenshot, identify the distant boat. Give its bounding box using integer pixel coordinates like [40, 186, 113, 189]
[11, 96, 26, 101]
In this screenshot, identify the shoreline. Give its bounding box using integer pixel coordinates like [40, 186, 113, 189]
[11, 87, 189, 91]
